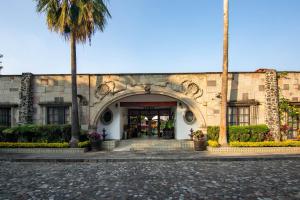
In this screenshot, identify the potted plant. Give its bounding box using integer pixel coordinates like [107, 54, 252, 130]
[162, 119, 174, 139]
[87, 131, 102, 151]
[193, 130, 206, 151]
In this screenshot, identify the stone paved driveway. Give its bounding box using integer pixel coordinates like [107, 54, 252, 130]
[0, 160, 300, 200]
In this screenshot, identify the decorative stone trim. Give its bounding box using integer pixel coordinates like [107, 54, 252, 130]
[19, 73, 34, 124]
[228, 100, 259, 106]
[38, 102, 72, 106]
[264, 70, 281, 140]
[207, 146, 300, 153]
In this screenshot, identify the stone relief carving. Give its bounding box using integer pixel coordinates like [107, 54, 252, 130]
[94, 76, 204, 102]
[181, 80, 203, 99]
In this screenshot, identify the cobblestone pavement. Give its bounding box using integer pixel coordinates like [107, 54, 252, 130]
[0, 160, 300, 200]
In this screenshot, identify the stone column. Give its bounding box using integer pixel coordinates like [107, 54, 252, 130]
[19, 73, 34, 124]
[264, 70, 281, 141]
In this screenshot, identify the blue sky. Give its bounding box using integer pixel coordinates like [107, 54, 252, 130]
[0, 0, 300, 74]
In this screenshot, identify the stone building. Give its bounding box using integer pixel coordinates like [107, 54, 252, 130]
[0, 70, 299, 140]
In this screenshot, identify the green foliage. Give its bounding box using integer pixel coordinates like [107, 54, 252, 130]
[1, 124, 89, 143]
[35, 0, 111, 43]
[207, 126, 219, 141]
[0, 142, 69, 148]
[207, 125, 269, 142]
[165, 119, 174, 129]
[230, 140, 300, 147]
[0, 126, 9, 141]
[279, 97, 300, 119]
[78, 141, 90, 148]
[192, 130, 204, 141]
[277, 71, 288, 79]
[207, 140, 219, 147]
[248, 125, 270, 142]
[229, 126, 250, 142]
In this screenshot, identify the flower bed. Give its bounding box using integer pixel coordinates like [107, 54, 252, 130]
[0, 142, 69, 148]
[230, 140, 300, 147]
[207, 140, 300, 147]
[0, 141, 90, 148]
[207, 140, 219, 147]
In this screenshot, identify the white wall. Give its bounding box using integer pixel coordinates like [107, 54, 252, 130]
[97, 104, 121, 140]
[175, 103, 201, 140]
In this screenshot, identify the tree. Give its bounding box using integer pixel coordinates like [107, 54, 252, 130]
[219, 0, 229, 146]
[35, 0, 111, 147]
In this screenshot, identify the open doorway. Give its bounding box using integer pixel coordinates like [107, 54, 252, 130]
[121, 102, 177, 139]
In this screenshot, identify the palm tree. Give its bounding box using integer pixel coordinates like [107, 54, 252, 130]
[219, 0, 229, 146]
[35, 0, 111, 147]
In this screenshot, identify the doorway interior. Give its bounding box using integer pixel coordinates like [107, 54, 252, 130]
[121, 101, 177, 139]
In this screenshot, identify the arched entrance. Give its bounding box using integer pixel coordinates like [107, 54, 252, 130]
[91, 91, 206, 140]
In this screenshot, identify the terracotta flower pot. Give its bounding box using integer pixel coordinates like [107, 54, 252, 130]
[194, 140, 206, 151]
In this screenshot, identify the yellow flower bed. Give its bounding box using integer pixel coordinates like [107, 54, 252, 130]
[207, 140, 219, 147]
[229, 140, 300, 147]
[0, 141, 90, 148]
[0, 142, 70, 148]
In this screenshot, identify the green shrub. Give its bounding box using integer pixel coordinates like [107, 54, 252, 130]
[230, 140, 300, 147]
[79, 130, 88, 142]
[207, 125, 269, 142]
[78, 141, 90, 148]
[0, 142, 70, 148]
[2, 126, 19, 142]
[229, 126, 251, 142]
[249, 125, 269, 142]
[207, 126, 219, 141]
[2, 124, 73, 142]
[207, 140, 219, 147]
[0, 126, 9, 142]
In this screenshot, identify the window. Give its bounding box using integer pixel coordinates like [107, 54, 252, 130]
[184, 110, 195, 124]
[286, 107, 300, 139]
[0, 108, 11, 126]
[100, 108, 113, 125]
[228, 106, 250, 126]
[47, 106, 70, 125]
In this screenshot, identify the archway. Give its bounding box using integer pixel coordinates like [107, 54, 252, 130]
[90, 90, 206, 140]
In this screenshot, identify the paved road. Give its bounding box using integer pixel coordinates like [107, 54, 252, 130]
[0, 160, 299, 200]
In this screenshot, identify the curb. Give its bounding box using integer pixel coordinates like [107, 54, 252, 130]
[1, 155, 300, 163]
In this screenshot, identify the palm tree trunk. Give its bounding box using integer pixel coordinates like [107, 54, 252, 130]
[219, 0, 229, 146]
[69, 32, 80, 147]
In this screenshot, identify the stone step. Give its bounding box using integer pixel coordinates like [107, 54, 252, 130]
[115, 139, 194, 151]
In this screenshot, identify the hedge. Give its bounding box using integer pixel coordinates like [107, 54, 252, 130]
[78, 141, 90, 148]
[1, 124, 88, 143]
[0, 141, 90, 148]
[207, 125, 270, 142]
[230, 140, 300, 147]
[0, 126, 9, 141]
[0, 142, 70, 148]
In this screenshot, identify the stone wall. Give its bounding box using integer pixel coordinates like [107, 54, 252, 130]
[0, 72, 299, 134]
[264, 70, 281, 141]
[19, 73, 34, 124]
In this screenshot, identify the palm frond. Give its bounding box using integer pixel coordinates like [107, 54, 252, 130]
[35, 0, 111, 43]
